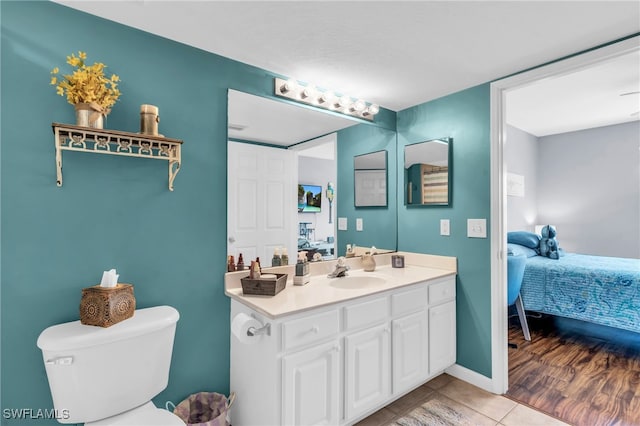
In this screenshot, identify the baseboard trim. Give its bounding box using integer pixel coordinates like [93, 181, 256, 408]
[445, 364, 501, 394]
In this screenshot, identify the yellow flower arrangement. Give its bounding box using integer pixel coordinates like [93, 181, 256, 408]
[50, 51, 121, 115]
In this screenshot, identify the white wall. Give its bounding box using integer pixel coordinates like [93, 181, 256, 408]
[506, 121, 639, 258]
[536, 121, 639, 258]
[298, 155, 336, 242]
[506, 125, 539, 232]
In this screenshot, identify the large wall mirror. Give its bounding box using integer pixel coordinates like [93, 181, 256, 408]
[354, 150, 387, 207]
[404, 138, 452, 206]
[227, 89, 397, 266]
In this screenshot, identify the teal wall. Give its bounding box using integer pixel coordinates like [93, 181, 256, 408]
[336, 124, 398, 256]
[396, 85, 493, 377]
[0, 2, 396, 422]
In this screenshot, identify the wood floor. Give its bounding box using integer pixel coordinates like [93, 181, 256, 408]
[506, 313, 640, 426]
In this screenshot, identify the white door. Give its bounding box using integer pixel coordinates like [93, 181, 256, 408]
[282, 341, 341, 426]
[228, 142, 297, 266]
[392, 310, 429, 394]
[429, 300, 457, 374]
[345, 324, 391, 421]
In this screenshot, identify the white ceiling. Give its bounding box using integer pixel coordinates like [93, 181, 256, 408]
[507, 49, 640, 136]
[55, 1, 640, 137]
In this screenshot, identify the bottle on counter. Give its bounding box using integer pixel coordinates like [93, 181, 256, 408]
[249, 260, 261, 279]
[272, 247, 282, 267]
[227, 255, 236, 272]
[237, 253, 245, 271]
[281, 248, 289, 266]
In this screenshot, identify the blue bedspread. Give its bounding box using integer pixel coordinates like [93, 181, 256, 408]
[520, 253, 640, 334]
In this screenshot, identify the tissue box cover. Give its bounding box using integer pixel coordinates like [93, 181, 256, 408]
[80, 284, 135, 327]
[241, 274, 287, 296]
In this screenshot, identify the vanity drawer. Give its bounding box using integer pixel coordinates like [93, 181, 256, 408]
[391, 284, 428, 316]
[282, 309, 339, 351]
[428, 277, 456, 305]
[344, 296, 389, 332]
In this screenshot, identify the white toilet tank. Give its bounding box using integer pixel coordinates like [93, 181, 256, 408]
[37, 305, 180, 424]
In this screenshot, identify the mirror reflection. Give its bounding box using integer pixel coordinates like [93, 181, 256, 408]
[354, 150, 387, 207]
[227, 90, 397, 266]
[404, 138, 452, 206]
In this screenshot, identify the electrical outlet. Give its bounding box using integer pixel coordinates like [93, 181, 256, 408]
[338, 217, 347, 231]
[467, 218, 487, 238]
[356, 218, 363, 231]
[440, 219, 450, 236]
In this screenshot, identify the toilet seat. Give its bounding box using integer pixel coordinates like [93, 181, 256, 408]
[86, 402, 185, 426]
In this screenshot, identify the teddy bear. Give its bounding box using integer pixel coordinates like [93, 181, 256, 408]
[539, 225, 560, 259]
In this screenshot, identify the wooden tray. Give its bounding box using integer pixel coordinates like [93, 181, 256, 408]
[241, 274, 287, 296]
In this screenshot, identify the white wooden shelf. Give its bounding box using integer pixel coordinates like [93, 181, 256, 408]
[52, 123, 183, 191]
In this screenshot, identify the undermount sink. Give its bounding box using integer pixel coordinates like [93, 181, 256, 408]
[328, 275, 388, 290]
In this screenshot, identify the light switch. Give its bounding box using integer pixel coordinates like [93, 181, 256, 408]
[467, 219, 487, 238]
[440, 219, 450, 236]
[338, 217, 347, 231]
[356, 218, 363, 231]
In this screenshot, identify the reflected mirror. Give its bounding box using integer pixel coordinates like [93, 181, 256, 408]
[404, 138, 452, 206]
[354, 150, 387, 207]
[227, 89, 397, 266]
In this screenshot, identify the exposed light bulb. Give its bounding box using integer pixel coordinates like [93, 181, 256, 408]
[363, 104, 380, 116]
[318, 91, 333, 105]
[338, 95, 351, 108]
[300, 85, 315, 100]
[352, 99, 366, 112]
[280, 79, 297, 94]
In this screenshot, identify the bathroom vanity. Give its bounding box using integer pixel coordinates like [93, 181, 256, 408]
[225, 253, 456, 426]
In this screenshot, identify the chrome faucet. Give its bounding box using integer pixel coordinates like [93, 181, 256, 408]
[328, 256, 350, 278]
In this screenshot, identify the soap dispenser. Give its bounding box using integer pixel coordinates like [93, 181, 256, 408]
[294, 251, 310, 286]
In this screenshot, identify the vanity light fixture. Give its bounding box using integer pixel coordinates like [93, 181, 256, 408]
[274, 77, 379, 121]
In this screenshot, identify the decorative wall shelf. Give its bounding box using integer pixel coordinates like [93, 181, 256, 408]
[52, 123, 183, 191]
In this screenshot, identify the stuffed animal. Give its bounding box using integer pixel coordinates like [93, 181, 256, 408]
[539, 225, 560, 259]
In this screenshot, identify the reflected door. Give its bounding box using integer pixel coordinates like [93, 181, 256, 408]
[227, 142, 297, 266]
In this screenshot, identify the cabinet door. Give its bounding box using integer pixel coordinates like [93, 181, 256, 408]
[282, 340, 340, 426]
[429, 300, 456, 374]
[345, 324, 391, 421]
[392, 310, 428, 394]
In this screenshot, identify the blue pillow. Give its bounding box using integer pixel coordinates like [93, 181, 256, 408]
[507, 243, 538, 258]
[507, 231, 540, 249]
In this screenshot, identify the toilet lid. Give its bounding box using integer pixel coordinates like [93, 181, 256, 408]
[88, 407, 185, 426]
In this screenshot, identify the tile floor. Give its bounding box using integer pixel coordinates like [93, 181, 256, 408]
[355, 374, 570, 426]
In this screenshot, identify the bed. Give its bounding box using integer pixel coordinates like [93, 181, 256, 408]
[508, 232, 640, 334]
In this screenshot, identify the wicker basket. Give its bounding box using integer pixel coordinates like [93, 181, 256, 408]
[241, 274, 287, 296]
[80, 283, 135, 327]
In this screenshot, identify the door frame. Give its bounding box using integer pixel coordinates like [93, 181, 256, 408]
[489, 35, 639, 394]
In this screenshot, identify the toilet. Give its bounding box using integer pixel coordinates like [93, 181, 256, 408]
[37, 305, 185, 425]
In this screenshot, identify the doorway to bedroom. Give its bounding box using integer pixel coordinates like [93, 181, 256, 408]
[491, 36, 640, 425]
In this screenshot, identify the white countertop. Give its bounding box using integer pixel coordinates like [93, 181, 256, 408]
[225, 252, 456, 319]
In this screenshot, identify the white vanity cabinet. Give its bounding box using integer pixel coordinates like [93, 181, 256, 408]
[282, 340, 341, 425]
[229, 274, 456, 426]
[392, 310, 429, 394]
[344, 323, 391, 420]
[428, 278, 457, 374]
